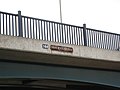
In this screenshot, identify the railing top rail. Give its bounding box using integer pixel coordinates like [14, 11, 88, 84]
[22, 15, 83, 28]
[87, 27, 120, 36]
[0, 11, 17, 16]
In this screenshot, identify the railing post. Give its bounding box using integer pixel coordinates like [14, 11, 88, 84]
[83, 24, 87, 46]
[18, 11, 23, 37]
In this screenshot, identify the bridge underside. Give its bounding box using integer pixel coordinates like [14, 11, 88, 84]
[0, 60, 120, 90]
[0, 79, 119, 90]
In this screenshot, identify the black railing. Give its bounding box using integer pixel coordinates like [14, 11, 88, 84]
[86, 28, 120, 50]
[21, 15, 84, 45]
[0, 11, 120, 51]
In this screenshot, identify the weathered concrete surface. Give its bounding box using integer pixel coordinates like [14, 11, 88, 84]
[0, 35, 120, 70]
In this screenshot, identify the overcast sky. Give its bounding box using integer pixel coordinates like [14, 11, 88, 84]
[0, 0, 120, 34]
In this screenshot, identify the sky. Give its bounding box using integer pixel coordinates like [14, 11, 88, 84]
[0, 0, 120, 34]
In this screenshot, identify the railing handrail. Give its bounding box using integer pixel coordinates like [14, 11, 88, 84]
[22, 15, 83, 28]
[0, 11, 17, 16]
[87, 28, 120, 36]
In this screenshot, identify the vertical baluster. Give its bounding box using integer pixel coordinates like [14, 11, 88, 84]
[74, 27, 77, 45]
[33, 19, 35, 39]
[115, 35, 118, 50]
[64, 25, 67, 43]
[82, 28, 84, 45]
[54, 23, 57, 42]
[107, 34, 109, 50]
[101, 32, 104, 49]
[95, 31, 97, 48]
[56, 24, 59, 42]
[27, 18, 29, 38]
[24, 18, 26, 37]
[106, 33, 108, 49]
[36, 19, 38, 39]
[46, 22, 49, 41]
[93, 31, 96, 48]
[108, 34, 111, 50]
[59, 24, 61, 42]
[81, 28, 84, 45]
[6, 14, 8, 35]
[38, 20, 40, 40]
[112, 35, 115, 50]
[114, 35, 117, 50]
[9, 15, 11, 35]
[105, 33, 107, 49]
[90, 30, 93, 47]
[62, 25, 64, 43]
[71, 26, 74, 44]
[87, 29, 90, 46]
[79, 28, 81, 45]
[3, 14, 4, 34]
[76, 28, 80, 45]
[43, 21, 46, 40]
[87, 29, 91, 46]
[110, 34, 113, 50]
[61, 24, 64, 43]
[76, 27, 79, 45]
[72, 27, 75, 44]
[104, 33, 107, 49]
[69, 26, 71, 44]
[41, 20, 43, 40]
[66, 26, 69, 44]
[91, 30, 94, 47]
[110, 34, 114, 50]
[98, 32, 101, 48]
[102, 33, 104, 49]
[106, 34, 109, 49]
[93, 31, 95, 47]
[15, 16, 17, 36]
[51, 23, 54, 41]
[12, 15, 14, 36]
[54, 23, 56, 42]
[96, 31, 99, 48]
[30, 19, 32, 38]
[49, 22, 51, 41]
[87, 29, 89, 46]
[81, 28, 83, 45]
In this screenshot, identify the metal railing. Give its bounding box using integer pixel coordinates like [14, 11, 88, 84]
[21, 15, 84, 45]
[0, 11, 120, 51]
[86, 28, 120, 50]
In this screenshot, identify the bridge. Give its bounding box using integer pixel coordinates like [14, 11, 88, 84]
[0, 11, 120, 90]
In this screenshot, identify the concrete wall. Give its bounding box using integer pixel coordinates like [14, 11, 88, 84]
[0, 35, 120, 70]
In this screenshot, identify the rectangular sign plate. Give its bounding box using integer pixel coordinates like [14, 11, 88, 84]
[50, 45, 73, 53]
